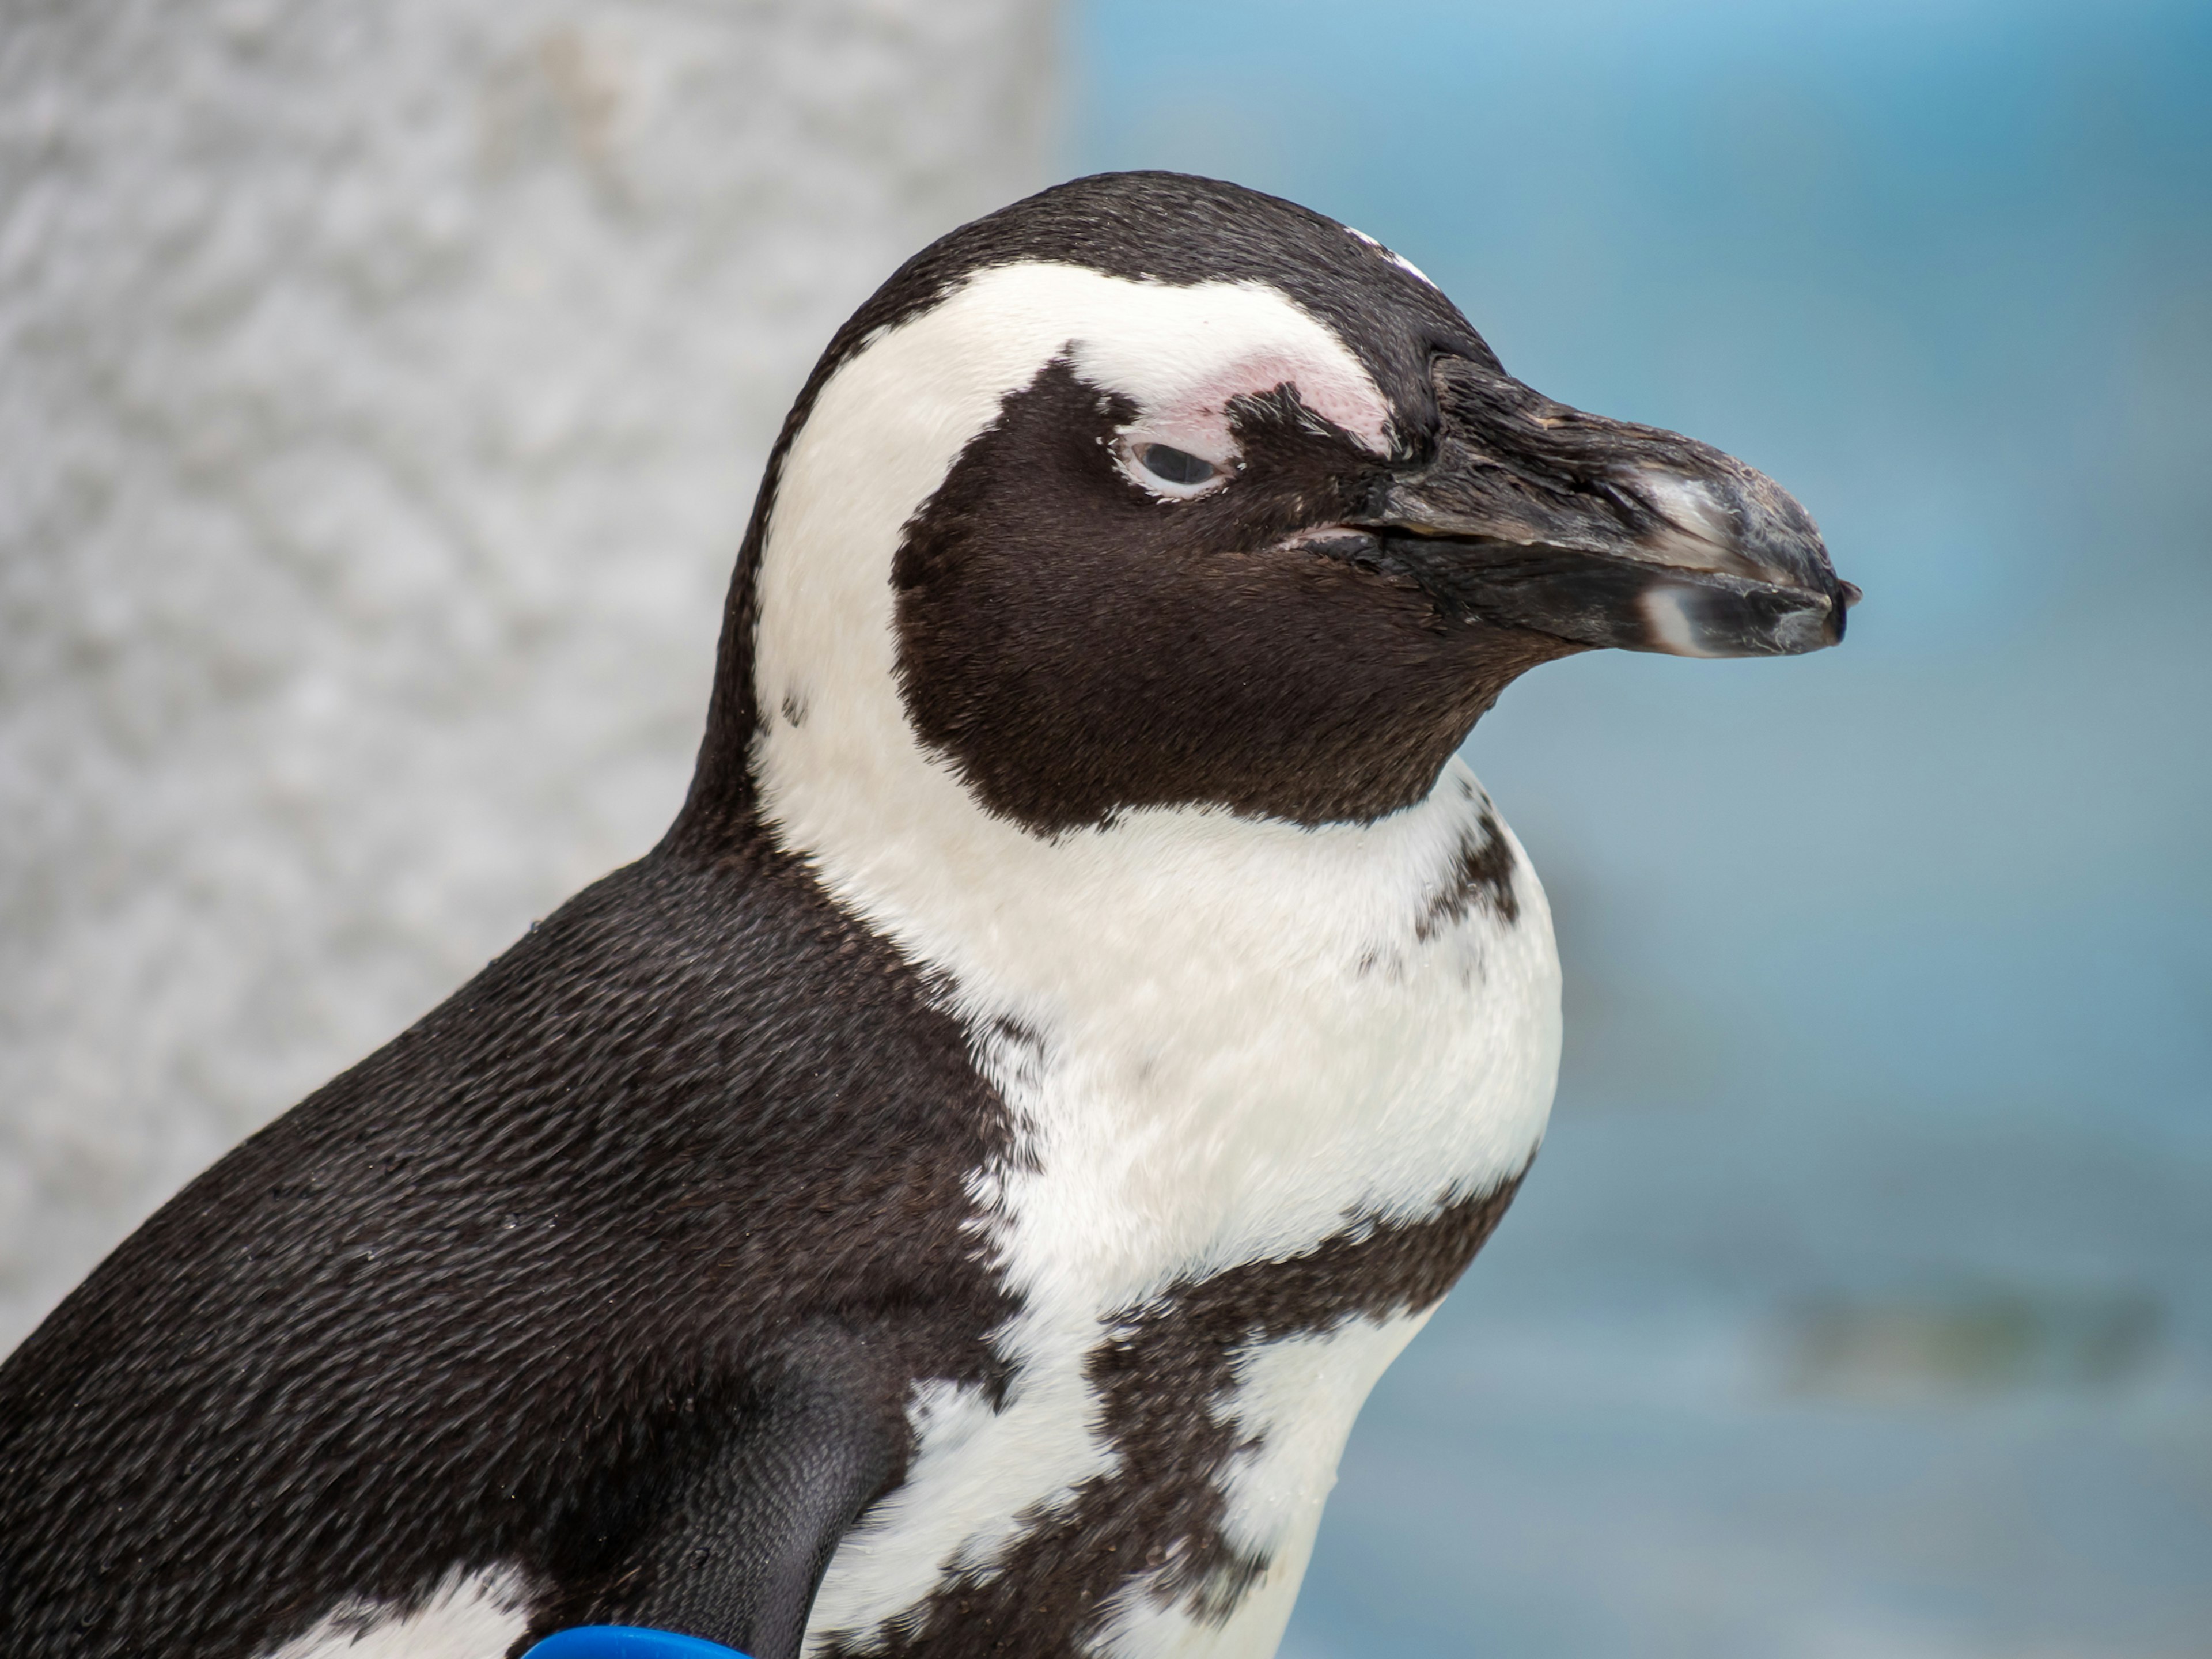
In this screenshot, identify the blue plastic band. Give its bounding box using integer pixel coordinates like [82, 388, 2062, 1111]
[521, 1628, 755, 1659]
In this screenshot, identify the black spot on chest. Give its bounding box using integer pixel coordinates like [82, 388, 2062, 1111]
[1416, 798, 1521, 939]
[818, 1175, 1525, 1658]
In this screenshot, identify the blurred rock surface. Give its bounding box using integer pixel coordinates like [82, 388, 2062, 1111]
[0, 0, 1058, 1350]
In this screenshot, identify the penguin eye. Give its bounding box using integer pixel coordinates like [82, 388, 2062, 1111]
[1137, 444, 1218, 488]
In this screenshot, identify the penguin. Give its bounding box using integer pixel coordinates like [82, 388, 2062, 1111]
[0, 171, 1854, 1659]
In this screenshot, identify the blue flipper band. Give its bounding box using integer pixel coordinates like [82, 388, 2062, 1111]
[521, 1628, 755, 1659]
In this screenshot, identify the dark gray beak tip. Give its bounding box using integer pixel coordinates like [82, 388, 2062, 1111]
[1634, 568, 1849, 659]
[1630, 465, 1854, 658]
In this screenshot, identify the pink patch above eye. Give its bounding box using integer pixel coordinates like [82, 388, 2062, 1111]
[1138, 348, 1392, 459]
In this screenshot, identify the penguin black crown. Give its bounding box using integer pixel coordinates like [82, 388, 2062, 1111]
[0, 173, 1853, 1659]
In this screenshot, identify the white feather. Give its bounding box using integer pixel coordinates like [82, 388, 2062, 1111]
[257, 1565, 535, 1659]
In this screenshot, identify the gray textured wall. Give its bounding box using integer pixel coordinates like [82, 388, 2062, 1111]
[0, 0, 1056, 1350]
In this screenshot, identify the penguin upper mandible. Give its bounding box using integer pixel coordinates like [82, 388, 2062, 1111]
[0, 172, 1854, 1659]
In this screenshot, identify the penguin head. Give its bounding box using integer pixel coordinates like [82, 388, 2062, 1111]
[681, 172, 1854, 842]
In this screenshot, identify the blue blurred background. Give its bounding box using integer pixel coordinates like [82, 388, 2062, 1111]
[1077, 2, 2212, 1654]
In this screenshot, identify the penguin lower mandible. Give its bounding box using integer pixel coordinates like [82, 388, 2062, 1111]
[0, 172, 1855, 1659]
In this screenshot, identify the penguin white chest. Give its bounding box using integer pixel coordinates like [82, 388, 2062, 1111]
[791, 760, 1561, 1657]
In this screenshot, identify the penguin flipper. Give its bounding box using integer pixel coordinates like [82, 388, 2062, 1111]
[609, 1325, 904, 1659]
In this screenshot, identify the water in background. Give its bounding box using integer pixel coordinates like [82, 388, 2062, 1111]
[1077, 3, 2212, 1654]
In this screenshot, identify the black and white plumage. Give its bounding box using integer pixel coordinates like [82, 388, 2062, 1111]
[0, 172, 1852, 1659]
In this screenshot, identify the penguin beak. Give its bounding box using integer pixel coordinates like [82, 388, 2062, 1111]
[1344, 354, 1858, 657]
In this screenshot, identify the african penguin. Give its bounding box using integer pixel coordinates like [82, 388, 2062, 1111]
[0, 171, 1854, 1659]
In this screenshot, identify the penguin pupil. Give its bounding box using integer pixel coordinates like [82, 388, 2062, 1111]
[1139, 443, 1215, 486]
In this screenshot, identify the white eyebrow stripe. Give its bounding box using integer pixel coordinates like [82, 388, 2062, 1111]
[919, 261, 1394, 453]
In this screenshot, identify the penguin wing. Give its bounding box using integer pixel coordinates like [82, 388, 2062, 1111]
[0, 844, 1013, 1659]
[595, 1323, 905, 1659]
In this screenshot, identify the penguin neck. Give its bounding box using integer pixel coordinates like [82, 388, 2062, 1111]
[758, 690, 1495, 976]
